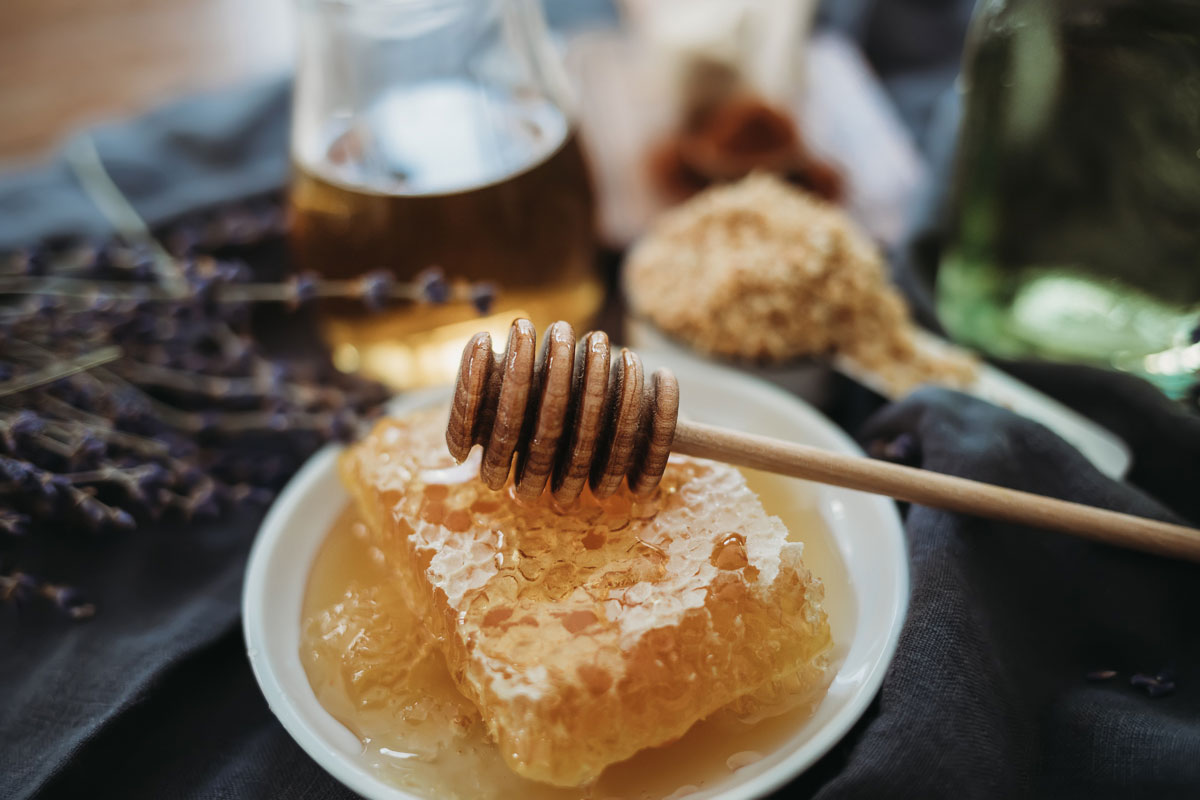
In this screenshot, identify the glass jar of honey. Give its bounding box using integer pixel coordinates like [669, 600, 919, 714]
[289, 0, 601, 389]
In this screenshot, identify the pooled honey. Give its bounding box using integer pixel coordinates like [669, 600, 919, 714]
[301, 467, 851, 799]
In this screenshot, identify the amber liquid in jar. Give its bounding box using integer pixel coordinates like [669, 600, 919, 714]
[288, 81, 602, 389]
[301, 469, 852, 800]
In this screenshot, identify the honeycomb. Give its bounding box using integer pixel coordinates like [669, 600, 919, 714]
[338, 407, 833, 788]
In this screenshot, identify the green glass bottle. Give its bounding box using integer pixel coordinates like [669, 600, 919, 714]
[937, 0, 1200, 396]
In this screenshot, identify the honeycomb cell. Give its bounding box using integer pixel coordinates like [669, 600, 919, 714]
[339, 407, 833, 787]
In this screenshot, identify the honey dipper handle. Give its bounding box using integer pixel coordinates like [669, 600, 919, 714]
[671, 420, 1200, 563]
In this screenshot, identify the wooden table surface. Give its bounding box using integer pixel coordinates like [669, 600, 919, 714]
[0, 0, 293, 164]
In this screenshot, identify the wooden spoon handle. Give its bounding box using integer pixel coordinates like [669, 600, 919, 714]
[673, 420, 1200, 563]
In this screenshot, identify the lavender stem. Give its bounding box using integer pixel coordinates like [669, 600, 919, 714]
[0, 346, 123, 398]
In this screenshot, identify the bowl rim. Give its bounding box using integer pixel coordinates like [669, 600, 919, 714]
[243, 363, 909, 800]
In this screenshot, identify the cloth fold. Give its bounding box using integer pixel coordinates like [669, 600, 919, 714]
[0, 76, 290, 251]
[3, 1, 1198, 799]
[822, 389, 1200, 799]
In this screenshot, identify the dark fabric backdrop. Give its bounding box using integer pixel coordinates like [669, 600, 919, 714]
[4, 1, 1200, 798]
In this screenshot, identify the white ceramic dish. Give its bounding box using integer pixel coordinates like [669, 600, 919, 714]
[834, 329, 1131, 479]
[243, 357, 909, 800]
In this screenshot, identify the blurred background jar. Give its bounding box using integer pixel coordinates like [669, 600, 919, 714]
[289, 0, 600, 389]
[624, 0, 839, 210]
[936, 0, 1200, 398]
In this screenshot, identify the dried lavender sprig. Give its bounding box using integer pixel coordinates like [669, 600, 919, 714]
[0, 346, 122, 398]
[0, 170, 394, 622]
[16, 397, 170, 457]
[28, 432, 75, 459]
[40, 582, 96, 620]
[0, 570, 94, 620]
[6, 330, 374, 463]
[3, 338, 281, 442]
[0, 404, 256, 524]
[0, 455, 135, 532]
[61, 463, 161, 488]
[113, 359, 341, 406]
[89, 365, 363, 438]
[65, 134, 188, 298]
[0, 266, 488, 309]
[3, 237, 242, 280]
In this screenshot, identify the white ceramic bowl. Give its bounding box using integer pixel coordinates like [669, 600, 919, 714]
[243, 357, 909, 800]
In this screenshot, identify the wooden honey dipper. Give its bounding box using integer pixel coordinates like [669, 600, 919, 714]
[446, 319, 1200, 563]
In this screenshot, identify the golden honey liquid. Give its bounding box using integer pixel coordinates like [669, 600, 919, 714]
[288, 81, 603, 389]
[301, 470, 853, 800]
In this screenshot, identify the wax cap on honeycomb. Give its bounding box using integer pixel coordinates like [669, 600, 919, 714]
[339, 406, 833, 787]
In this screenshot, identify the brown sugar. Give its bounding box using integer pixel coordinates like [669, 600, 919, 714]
[624, 172, 977, 395]
[338, 406, 833, 787]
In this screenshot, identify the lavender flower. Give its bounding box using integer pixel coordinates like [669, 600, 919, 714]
[469, 282, 498, 315]
[415, 266, 450, 304]
[0, 570, 93, 620]
[0, 195, 498, 622]
[287, 271, 321, 309]
[4, 411, 45, 449]
[360, 270, 396, 311]
[40, 583, 96, 620]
